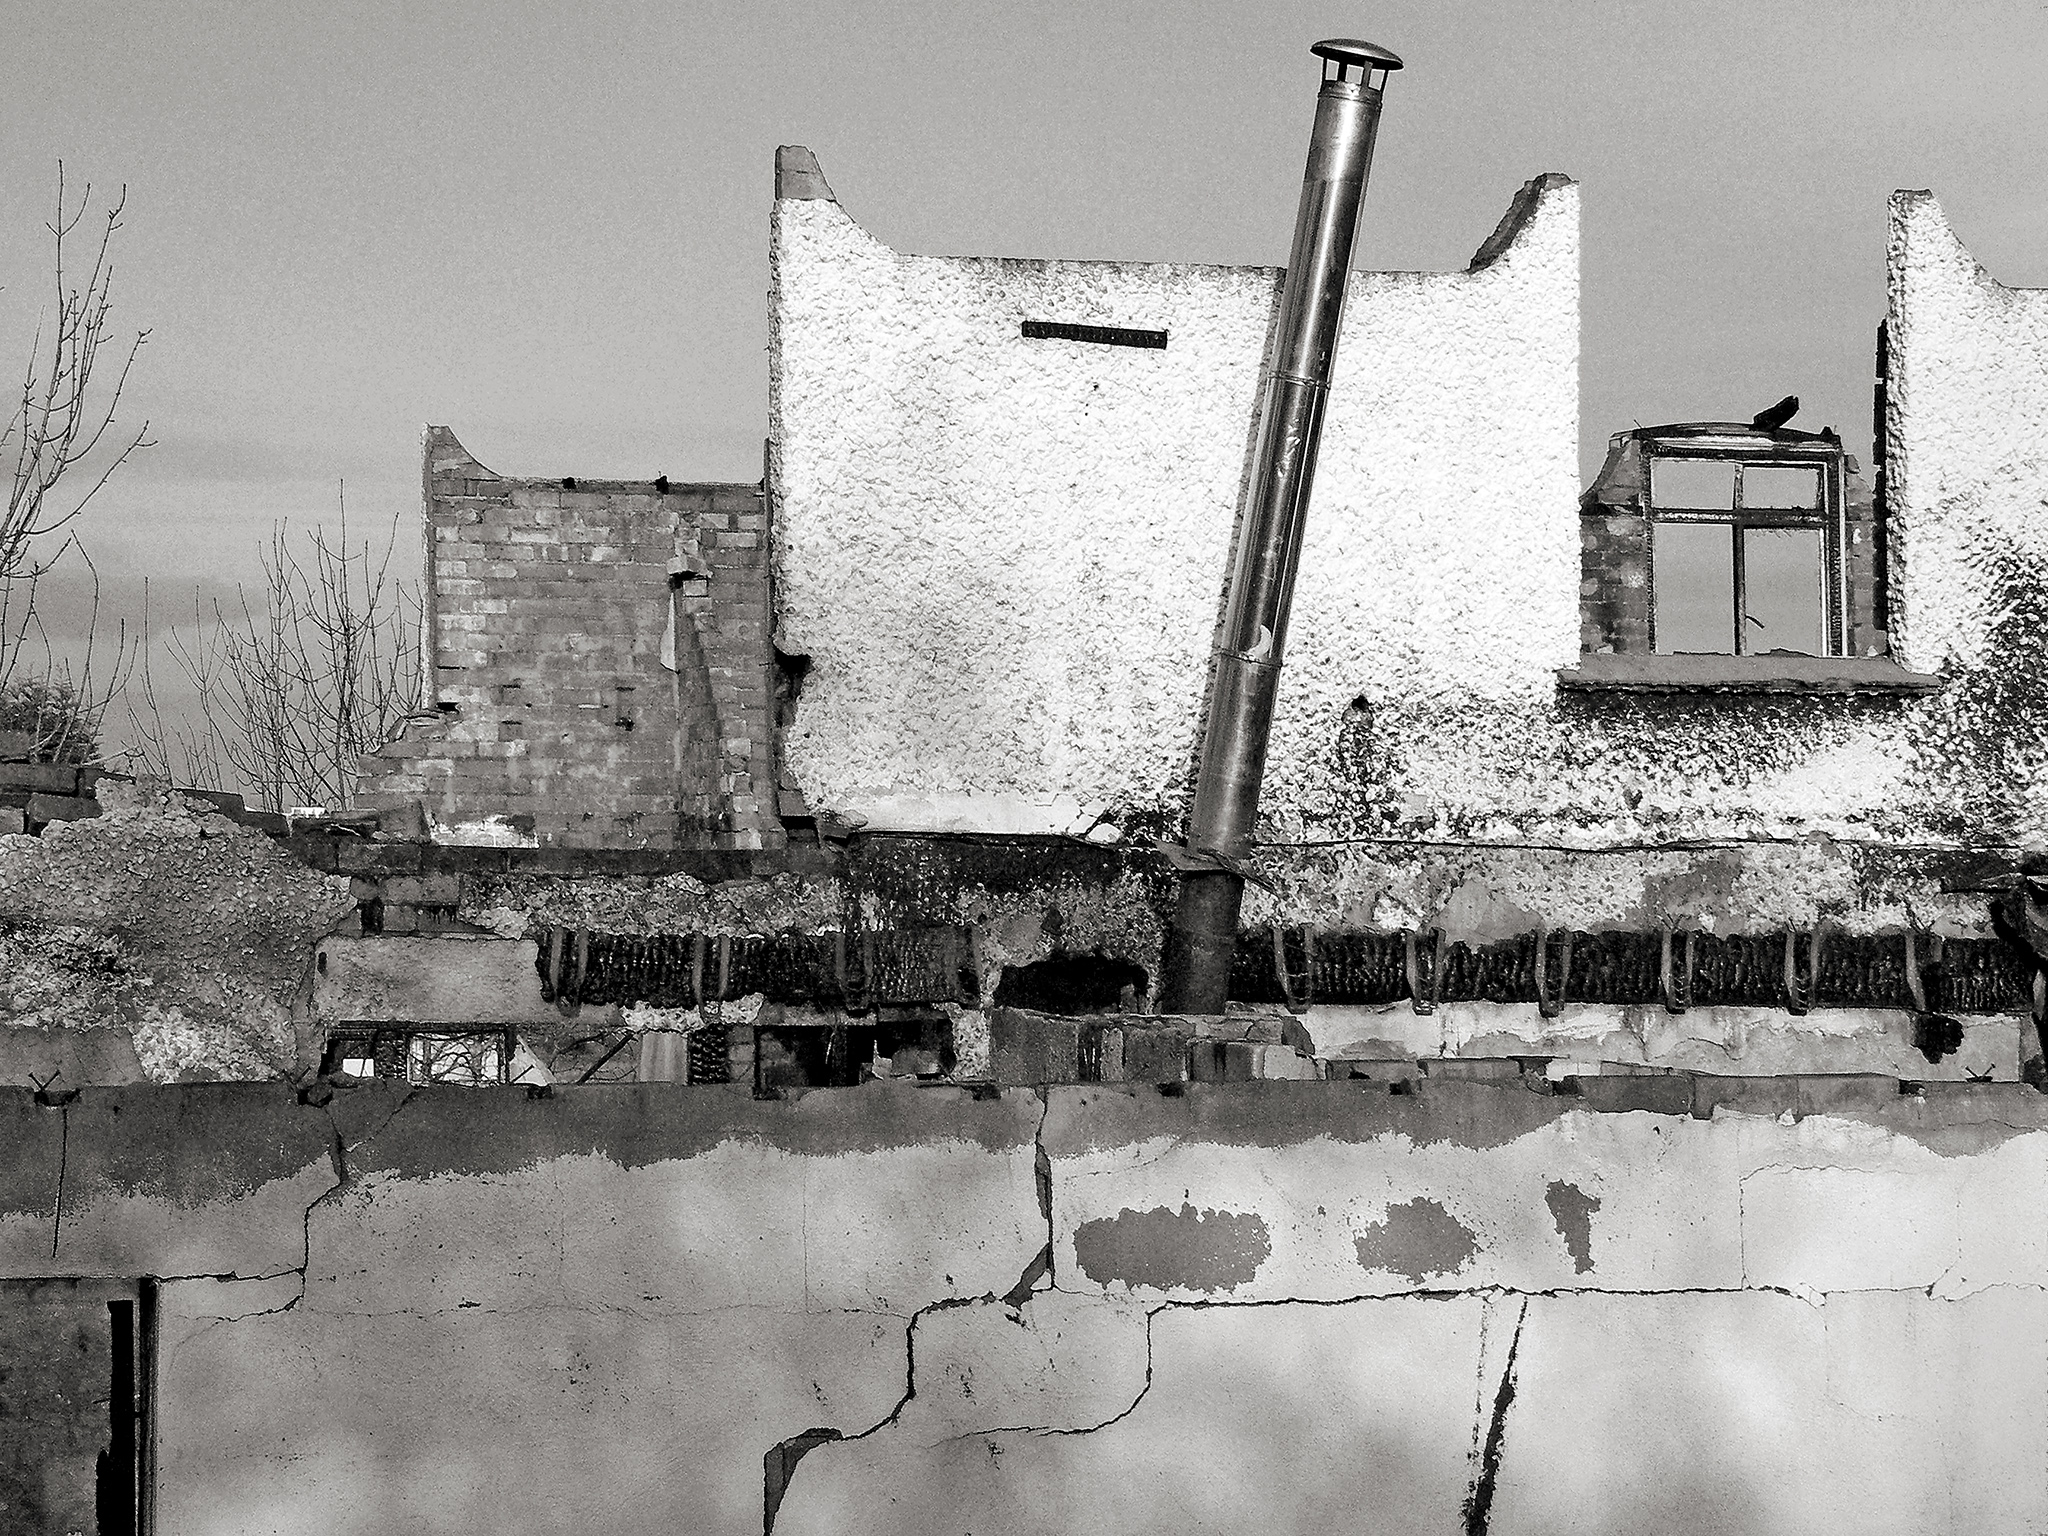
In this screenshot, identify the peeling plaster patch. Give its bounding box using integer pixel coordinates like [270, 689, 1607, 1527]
[0, 1087, 337, 1220]
[336, 1080, 1043, 1185]
[623, 994, 766, 1032]
[1044, 1081, 1575, 1158]
[1435, 879, 1540, 944]
[1543, 1181, 1600, 1274]
[1353, 1197, 1479, 1284]
[1247, 841, 1989, 944]
[1071, 1202, 1270, 1293]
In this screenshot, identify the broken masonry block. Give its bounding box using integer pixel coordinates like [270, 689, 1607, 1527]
[173, 786, 245, 819]
[1, 761, 81, 793]
[1079, 1023, 1125, 1082]
[27, 792, 97, 825]
[379, 873, 463, 908]
[1187, 1039, 1230, 1083]
[1120, 1024, 1193, 1085]
[887, 1046, 941, 1077]
[989, 1008, 1083, 1086]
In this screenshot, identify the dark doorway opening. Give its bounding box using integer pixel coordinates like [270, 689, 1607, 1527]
[0, 1276, 154, 1535]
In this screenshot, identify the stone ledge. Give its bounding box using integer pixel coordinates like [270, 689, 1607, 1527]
[1558, 653, 1944, 694]
[284, 834, 841, 881]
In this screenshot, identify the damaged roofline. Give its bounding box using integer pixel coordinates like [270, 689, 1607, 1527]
[774, 143, 1576, 284]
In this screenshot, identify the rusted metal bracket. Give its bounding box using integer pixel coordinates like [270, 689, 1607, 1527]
[551, 925, 590, 1018]
[705, 933, 731, 1031]
[1905, 929, 1945, 1014]
[1534, 927, 1574, 1019]
[826, 930, 878, 1016]
[1404, 928, 1445, 1016]
[1155, 841, 1280, 895]
[1659, 926, 1695, 1015]
[1783, 926, 1824, 1016]
[1273, 925, 1316, 1011]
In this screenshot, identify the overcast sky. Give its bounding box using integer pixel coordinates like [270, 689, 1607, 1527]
[4, 0, 2045, 724]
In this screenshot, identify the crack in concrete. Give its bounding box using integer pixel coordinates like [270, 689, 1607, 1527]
[948, 1301, 1164, 1443]
[100, 1073, 2042, 1534]
[765, 1082, 2036, 1534]
[300, 1084, 422, 1255]
[291, 1299, 919, 1323]
[1033, 1087, 1054, 1290]
[49, 1101, 68, 1260]
[1463, 1295, 1527, 1536]
[148, 1266, 305, 1284]
[1738, 1155, 1749, 1288]
[764, 1098, 1066, 1532]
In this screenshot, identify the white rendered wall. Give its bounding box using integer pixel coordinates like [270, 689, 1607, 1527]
[772, 165, 2048, 851]
[770, 163, 1579, 836]
[1886, 191, 2048, 675]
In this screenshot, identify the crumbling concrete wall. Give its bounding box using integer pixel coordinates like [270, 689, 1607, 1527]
[769, 150, 1579, 839]
[355, 429, 781, 850]
[9, 1078, 2048, 1535]
[302, 833, 2036, 1088]
[0, 781, 352, 1085]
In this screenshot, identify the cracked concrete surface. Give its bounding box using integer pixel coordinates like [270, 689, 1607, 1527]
[9, 1078, 2048, 1533]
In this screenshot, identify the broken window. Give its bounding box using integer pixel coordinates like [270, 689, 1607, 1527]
[322, 1026, 513, 1085]
[1647, 454, 1837, 656]
[1579, 423, 1889, 663]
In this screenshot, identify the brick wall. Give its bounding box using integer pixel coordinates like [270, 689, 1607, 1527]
[1579, 511, 1651, 653]
[356, 429, 782, 850]
[1842, 463, 1886, 657]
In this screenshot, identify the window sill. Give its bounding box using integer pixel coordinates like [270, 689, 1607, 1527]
[1557, 654, 1945, 695]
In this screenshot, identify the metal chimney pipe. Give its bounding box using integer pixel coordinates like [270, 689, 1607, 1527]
[1159, 38, 1401, 1016]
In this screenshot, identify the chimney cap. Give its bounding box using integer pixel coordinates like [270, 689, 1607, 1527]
[1311, 38, 1403, 72]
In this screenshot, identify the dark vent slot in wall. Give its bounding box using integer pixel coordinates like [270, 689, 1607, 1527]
[1021, 320, 1167, 350]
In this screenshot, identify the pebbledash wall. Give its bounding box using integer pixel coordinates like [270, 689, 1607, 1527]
[770, 161, 2048, 854]
[770, 151, 1579, 841]
[12, 1079, 2048, 1536]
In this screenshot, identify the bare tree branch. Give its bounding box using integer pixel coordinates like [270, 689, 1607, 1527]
[125, 486, 424, 811]
[3, 164, 152, 600]
[0, 164, 151, 759]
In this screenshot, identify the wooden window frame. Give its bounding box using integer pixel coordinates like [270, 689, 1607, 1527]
[1646, 446, 1848, 658]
